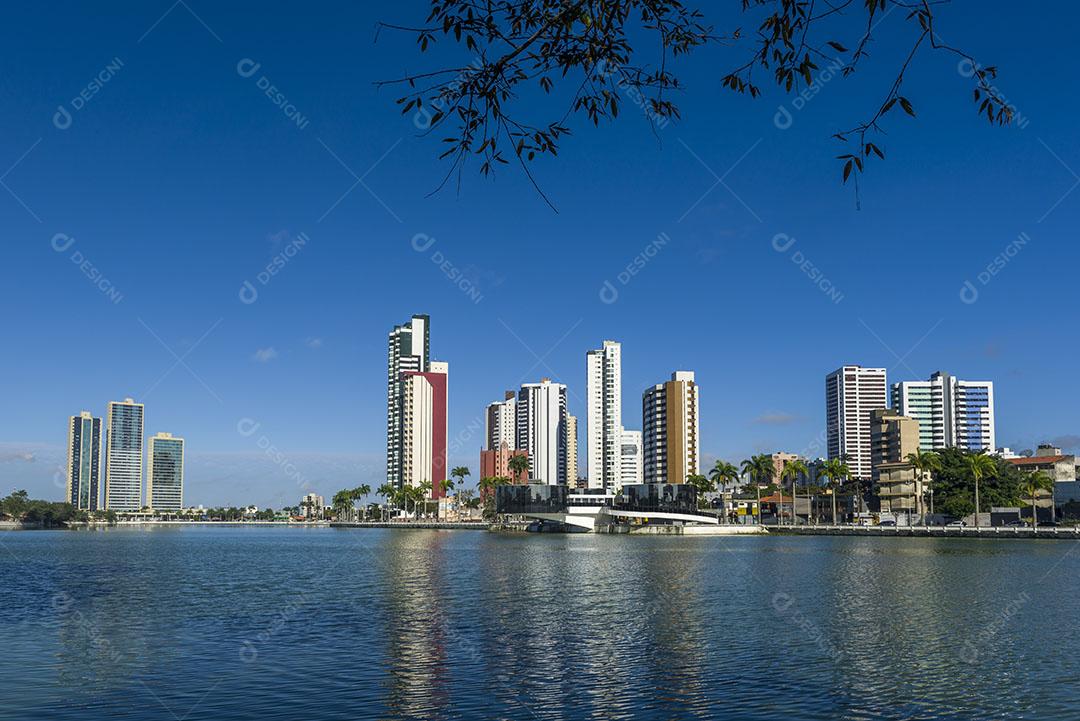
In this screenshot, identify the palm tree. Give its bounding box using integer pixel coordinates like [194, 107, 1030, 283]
[781, 459, 809, 526]
[905, 450, 941, 522]
[331, 489, 352, 521]
[351, 484, 371, 520]
[709, 460, 740, 492]
[685, 474, 715, 508]
[740, 455, 774, 524]
[377, 483, 396, 521]
[451, 466, 470, 487]
[963, 453, 998, 528]
[818, 458, 850, 525]
[709, 460, 741, 523]
[1020, 470, 1053, 529]
[507, 454, 530, 484]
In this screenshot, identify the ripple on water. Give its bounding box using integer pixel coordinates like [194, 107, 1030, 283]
[0, 528, 1073, 720]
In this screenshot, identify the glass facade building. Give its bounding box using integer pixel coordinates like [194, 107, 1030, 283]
[67, 412, 103, 510]
[105, 398, 145, 511]
[147, 432, 184, 511]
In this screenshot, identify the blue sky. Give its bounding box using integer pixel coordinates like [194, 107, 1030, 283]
[2, 1, 1077, 507]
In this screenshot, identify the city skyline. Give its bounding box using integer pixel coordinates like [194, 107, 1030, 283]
[21, 322, 1041, 510]
[3, 4, 1078, 507]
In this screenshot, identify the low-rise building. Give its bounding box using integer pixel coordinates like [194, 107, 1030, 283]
[1006, 444, 1080, 514]
[480, 443, 528, 483]
[877, 461, 922, 516]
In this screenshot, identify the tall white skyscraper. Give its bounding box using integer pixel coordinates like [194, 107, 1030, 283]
[825, 366, 888, 482]
[105, 398, 145, 511]
[618, 428, 643, 492]
[586, 340, 621, 490]
[66, 411, 103, 511]
[402, 374, 435, 487]
[387, 315, 429, 488]
[147, 432, 184, 510]
[484, 391, 517, 451]
[642, 371, 700, 484]
[516, 379, 568, 485]
[400, 361, 449, 495]
[892, 371, 996, 452]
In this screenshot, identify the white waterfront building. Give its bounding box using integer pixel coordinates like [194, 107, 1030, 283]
[618, 428, 643, 492]
[892, 371, 996, 452]
[516, 379, 568, 485]
[825, 366, 888, 482]
[586, 340, 622, 491]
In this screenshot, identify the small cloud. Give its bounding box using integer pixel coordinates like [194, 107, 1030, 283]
[1050, 435, 1080, 451]
[252, 347, 278, 363]
[305, 337, 323, 349]
[696, 247, 724, 264]
[753, 412, 799, 426]
[0, 451, 35, 463]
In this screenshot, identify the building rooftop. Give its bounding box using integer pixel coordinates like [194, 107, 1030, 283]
[1008, 455, 1072, 465]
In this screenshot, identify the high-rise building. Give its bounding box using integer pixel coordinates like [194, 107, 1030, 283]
[517, 379, 568, 485]
[825, 365, 888, 482]
[387, 314, 430, 488]
[586, 340, 621, 490]
[869, 409, 920, 483]
[566, 414, 578, 484]
[891, 371, 996, 452]
[147, 432, 184, 510]
[66, 411, 103, 511]
[105, 398, 145, 511]
[619, 428, 643, 491]
[401, 361, 449, 497]
[643, 371, 700, 484]
[484, 391, 517, 451]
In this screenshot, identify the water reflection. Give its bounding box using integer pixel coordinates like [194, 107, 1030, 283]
[0, 528, 1074, 720]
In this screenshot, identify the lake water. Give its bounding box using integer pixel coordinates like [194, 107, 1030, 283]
[2, 526, 1077, 720]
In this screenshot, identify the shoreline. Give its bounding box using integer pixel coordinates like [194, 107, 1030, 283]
[769, 524, 1080, 540]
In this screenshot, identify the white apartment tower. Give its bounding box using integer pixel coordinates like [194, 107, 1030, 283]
[517, 379, 568, 485]
[825, 366, 888, 482]
[642, 371, 700, 484]
[586, 340, 622, 490]
[892, 371, 996, 452]
[387, 315, 430, 488]
[147, 432, 184, 511]
[619, 428, 643, 491]
[105, 398, 145, 511]
[402, 373, 435, 487]
[484, 391, 517, 451]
